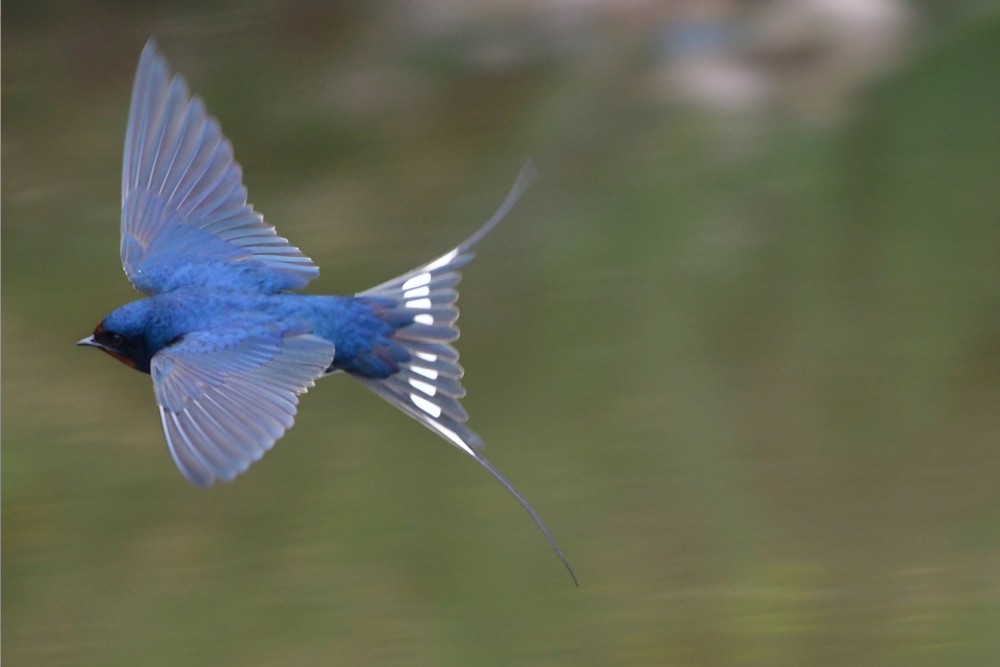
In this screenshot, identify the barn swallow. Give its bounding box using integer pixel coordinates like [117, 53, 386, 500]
[78, 40, 575, 584]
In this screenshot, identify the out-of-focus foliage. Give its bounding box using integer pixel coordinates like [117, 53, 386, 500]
[4, 2, 999, 665]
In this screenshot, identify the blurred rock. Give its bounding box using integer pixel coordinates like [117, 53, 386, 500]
[651, 0, 914, 119]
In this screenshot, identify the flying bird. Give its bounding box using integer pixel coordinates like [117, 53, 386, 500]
[79, 40, 576, 584]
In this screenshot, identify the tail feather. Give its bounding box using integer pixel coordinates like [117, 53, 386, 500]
[398, 340, 461, 363]
[353, 161, 578, 585]
[357, 160, 538, 453]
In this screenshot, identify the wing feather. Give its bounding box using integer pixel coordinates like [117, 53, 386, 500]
[121, 40, 319, 294]
[151, 328, 335, 486]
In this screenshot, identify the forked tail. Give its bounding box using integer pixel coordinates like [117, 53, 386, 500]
[354, 161, 577, 585]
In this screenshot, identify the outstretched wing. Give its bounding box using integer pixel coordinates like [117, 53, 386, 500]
[121, 40, 319, 295]
[150, 326, 335, 486]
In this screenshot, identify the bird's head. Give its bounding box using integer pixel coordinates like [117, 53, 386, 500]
[78, 301, 155, 373]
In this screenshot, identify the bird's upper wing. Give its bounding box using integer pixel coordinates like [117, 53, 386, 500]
[150, 325, 335, 486]
[121, 40, 319, 295]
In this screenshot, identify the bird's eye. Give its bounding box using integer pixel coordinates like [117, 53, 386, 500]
[109, 333, 125, 348]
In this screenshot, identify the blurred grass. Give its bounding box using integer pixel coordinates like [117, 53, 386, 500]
[4, 4, 1000, 666]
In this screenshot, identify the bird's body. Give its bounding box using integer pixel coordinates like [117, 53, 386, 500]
[79, 40, 575, 583]
[97, 290, 398, 376]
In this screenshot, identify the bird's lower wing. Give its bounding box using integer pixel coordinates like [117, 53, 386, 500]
[151, 325, 334, 486]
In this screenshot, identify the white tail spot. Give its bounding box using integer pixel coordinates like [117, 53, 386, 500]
[405, 298, 433, 310]
[414, 314, 434, 325]
[415, 352, 438, 362]
[411, 366, 439, 380]
[408, 377, 437, 396]
[425, 420, 476, 457]
[410, 393, 441, 418]
[424, 248, 459, 272]
[404, 286, 430, 299]
[402, 273, 431, 290]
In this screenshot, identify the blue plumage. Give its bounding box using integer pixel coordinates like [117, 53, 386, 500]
[78, 40, 575, 584]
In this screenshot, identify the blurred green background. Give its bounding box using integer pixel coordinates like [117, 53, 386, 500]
[4, 1, 1000, 665]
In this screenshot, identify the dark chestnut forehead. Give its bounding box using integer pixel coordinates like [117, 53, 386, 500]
[93, 322, 125, 343]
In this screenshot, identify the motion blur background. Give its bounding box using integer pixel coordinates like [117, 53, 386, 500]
[3, 1, 999, 665]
